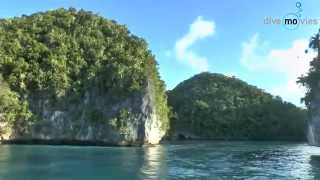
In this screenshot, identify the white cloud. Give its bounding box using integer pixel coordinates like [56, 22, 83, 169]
[174, 16, 215, 72]
[240, 33, 317, 105]
[240, 33, 269, 70]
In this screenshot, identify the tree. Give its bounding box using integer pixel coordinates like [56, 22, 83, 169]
[298, 29, 320, 106]
[308, 29, 320, 55]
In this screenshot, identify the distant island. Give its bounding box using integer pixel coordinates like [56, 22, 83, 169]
[0, 8, 314, 146]
[167, 72, 306, 141]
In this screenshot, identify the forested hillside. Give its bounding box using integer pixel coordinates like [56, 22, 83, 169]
[0, 8, 169, 145]
[168, 72, 307, 141]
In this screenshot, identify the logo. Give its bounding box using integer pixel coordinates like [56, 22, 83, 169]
[263, 2, 319, 30]
[283, 1, 302, 30]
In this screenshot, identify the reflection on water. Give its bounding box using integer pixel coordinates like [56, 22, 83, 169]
[140, 145, 167, 179]
[0, 142, 319, 179]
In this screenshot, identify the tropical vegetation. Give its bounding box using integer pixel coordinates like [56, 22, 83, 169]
[0, 8, 169, 134]
[168, 72, 307, 140]
[298, 29, 320, 108]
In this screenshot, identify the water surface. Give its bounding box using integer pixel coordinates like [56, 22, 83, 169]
[0, 141, 319, 179]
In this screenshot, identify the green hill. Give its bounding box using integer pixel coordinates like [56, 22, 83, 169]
[0, 8, 169, 145]
[168, 72, 307, 141]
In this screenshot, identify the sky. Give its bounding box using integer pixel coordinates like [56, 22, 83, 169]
[1, 0, 320, 106]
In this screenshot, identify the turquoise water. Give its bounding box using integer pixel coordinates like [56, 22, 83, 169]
[0, 142, 319, 179]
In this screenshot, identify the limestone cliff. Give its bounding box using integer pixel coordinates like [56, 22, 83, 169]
[307, 94, 320, 146]
[2, 81, 166, 145]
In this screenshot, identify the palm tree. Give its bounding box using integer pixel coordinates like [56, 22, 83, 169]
[308, 29, 320, 56]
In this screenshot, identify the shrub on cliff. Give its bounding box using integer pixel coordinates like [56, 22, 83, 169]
[0, 76, 31, 136]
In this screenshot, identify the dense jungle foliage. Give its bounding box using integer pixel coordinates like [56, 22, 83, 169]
[0, 8, 169, 131]
[168, 72, 307, 140]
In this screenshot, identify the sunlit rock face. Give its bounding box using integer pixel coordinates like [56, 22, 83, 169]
[308, 98, 320, 146]
[308, 118, 320, 146]
[0, 122, 11, 140]
[144, 113, 166, 144]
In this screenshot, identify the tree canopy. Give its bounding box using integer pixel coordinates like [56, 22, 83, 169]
[298, 29, 320, 108]
[168, 72, 307, 140]
[0, 8, 169, 132]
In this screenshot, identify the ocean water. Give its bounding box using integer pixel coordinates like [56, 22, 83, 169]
[0, 141, 319, 180]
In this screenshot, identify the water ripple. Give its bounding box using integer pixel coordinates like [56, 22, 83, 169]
[0, 142, 319, 179]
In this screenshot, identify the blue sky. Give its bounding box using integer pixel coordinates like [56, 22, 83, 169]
[1, 0, 320, 106]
